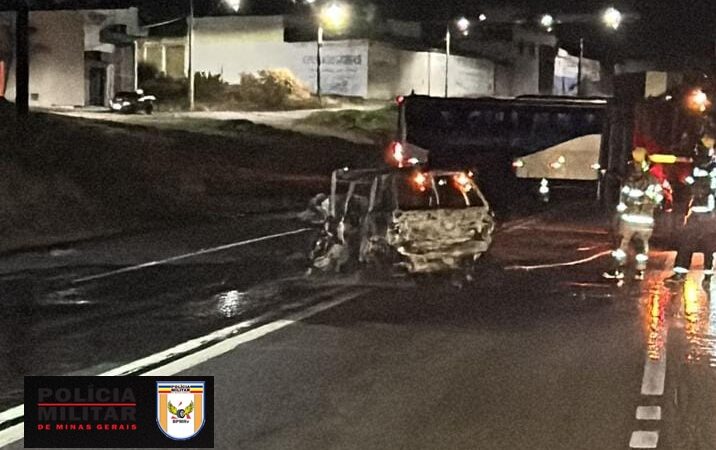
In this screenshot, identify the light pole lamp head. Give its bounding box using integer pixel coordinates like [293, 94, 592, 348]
[320, 2, 349, 31]
[603, 7, 622, 30]
[456, 16, 470, 35]
[224, 0, 240, 12]
[540, 14, 555, 32]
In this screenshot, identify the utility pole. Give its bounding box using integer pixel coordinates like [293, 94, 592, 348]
[15, 0, 29, 117]
[577, 37, 584, 97]
[187, 0, 195, 111]
[444, 26, 450, 98]
[316, 25, 323, 100]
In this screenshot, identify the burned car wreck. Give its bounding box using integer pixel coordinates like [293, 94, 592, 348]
[308, 166, 496, 275]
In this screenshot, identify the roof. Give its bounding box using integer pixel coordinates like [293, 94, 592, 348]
[0, 0, 137, 11]
[405, 94, 610, 108]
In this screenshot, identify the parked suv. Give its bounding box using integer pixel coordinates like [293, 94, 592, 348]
[110, 89, 156, 114]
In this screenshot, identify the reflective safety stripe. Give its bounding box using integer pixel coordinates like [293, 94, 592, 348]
[628, 189, 645, 198]
[622, 214, 654, 225]
[694, 167, 709, 177]
[613, 249, 627, 260]
[691, 205, 714, 213]
[636, 254, 649, 263]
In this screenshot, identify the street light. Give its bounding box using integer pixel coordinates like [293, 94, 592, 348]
[224, 0, 240, 12]
[603, 7, 622, 30]
[446, 15, 479, 97]
[321, 2, 349, 30]
[316, 2, 348, 100]
[540, 14, 555, 32]
[540, 8, 623, 96]
[456, 17, 470, 36]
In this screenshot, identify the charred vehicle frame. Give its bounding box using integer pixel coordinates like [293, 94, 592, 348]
[309, 166, 496, 275]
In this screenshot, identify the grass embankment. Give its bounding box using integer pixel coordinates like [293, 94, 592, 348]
[0, 103, 380, 253]
[296, 105, 398, 143]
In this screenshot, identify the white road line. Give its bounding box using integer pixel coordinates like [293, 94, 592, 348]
[505, 250, 611, 271]
[72, 228, 312, 284]
[142, 288, 370, 376]
[636, 406, 662, 421]
[641, 358, 667, 396]
[0, 407, 22, 430]
[0, 285, 345, 429]
[0, 424, 22, 449]
[102, 285, 347, 377]
[0, 286, 368, 448]
[508, 225, 610, 235]
[641, 328, 668, 396]
[629, 430, 660, 449]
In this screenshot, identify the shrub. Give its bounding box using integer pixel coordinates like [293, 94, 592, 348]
[236, 69, 312, 108]
[137, 62, 159, 83]
[195, 72, 229, 102]
[139, 76, 187, 101]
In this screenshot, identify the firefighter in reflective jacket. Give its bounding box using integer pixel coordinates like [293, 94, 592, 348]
[604, 147, 664, 280]
[669, 131, 716, 281]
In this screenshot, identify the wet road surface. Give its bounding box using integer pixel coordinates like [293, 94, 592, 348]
[2, 207, 716, 449]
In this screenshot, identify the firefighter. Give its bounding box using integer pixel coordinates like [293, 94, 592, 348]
[668, 130, 716, 282]
[603, 147, 664, 281]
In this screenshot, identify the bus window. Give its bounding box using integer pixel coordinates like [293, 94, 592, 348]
[555, 112, 572, 133]
[530, 112, 551, 149]
[467, 110, 487, 132]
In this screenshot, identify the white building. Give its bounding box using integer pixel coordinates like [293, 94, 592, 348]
[0, 7, 146, 108]
[138, 15, 497, 100]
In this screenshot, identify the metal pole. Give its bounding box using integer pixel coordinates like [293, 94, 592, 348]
[133, 40, 139, 91]
[15, 0, 29, 117]
[427, 52, 431, 96]
[317, 26, 323, 101]
[444, 26, 450, 98]
[187, 0, 195, 111]
[577, 37, 584, 97]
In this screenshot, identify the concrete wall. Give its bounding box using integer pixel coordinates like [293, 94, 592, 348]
[554, 49, 601, 96]
[368, 42, 494, 99]
[111, 45, 135, 93]
[289, 40, 368, 97]
[193, 16, 370, 98]
[5, 11, 85, 107]
[189, 15, 494, 100]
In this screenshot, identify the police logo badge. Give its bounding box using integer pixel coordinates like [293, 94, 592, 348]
[157, 382, 205, 440]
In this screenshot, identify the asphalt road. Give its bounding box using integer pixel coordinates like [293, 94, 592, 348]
[1, 206, 715, 449]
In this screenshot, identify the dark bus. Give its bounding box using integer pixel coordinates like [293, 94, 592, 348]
[391, 95, 609, 208]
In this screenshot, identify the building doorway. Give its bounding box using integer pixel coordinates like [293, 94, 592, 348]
[88, 66, 106, 106]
